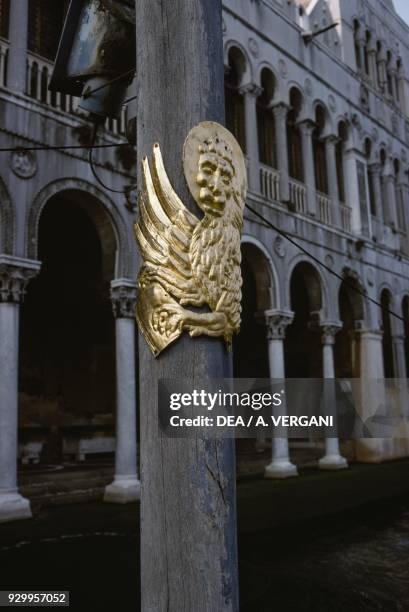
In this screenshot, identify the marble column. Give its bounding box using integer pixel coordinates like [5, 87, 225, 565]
[368, 47, 378, 86]
[260, 310, 298, 479]
[383, 162, 398, 229]
[356, 37, 366, 73]
[104, 279, 140, 503]
[397, 65, 409, 115]
[360, 330, 385, 379]
[392, 335, 406, 379]
[343, 147, 364, 233]
[396, 176, 409, 233]
[369, 163, 384, 221]
[324, 135, 340, 226]
[391, 333, 409, 423]
[298, 120, 317, 216]
[240, 83, 263, 193]
[357, 329, 386, 461]
[0, 257, 40, 523]
[377, 44, 388, 92]
[272, 102, 290, 203]
[389, 66, 398, 102]
[318, 323, 348, 470]
[7, 0, 29, 93]
[369, 163, 384, 241]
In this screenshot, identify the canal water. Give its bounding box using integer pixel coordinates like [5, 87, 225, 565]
[240, 495, 409, 611]
[0, 496, 408, 611]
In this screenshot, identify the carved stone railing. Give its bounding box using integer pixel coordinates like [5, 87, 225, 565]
[371, 215, 382, 240]
[0, 39, 126, 137]
[26, 51, 127, 136]
[289, 177, 307, 214]
[339, 203, 352, 233]
[398, 229, 408, 256]
[317, 191, 332, 226]
[259, 163, 280, 202]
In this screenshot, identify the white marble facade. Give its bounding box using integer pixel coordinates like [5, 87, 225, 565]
[1, 0, 409, 522]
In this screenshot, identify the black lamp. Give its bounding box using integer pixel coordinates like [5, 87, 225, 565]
[49, 0, 136, 121]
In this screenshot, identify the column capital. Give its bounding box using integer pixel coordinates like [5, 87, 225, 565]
[320, 323, 342, 345]
[110, 278, 137, 319]
[323, 134, 340, 147]
[369, 162, 382, 176]
[270, 102, 290, 118]
[297, 119, 316, 134]
[355, 34, 366, 47]
[238, 82, 263, 98]
[310, 320, 342, 344]
[0, 256, 40, 304]
[377, 42, 387, 62]
[383, 170, 395, 182]
[257, 309, 294, 340]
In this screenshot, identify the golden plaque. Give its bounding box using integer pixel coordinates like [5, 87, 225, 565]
[135, 121, 247, 357]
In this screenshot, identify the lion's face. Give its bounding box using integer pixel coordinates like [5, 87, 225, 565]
[196, 150, 234, 217]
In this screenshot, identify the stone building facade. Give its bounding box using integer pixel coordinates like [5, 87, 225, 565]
[0, 0, 139, 522]
[227, 0, 409, 475]
[0, 0, 409, 522]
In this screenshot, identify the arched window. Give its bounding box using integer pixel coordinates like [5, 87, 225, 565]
[381, 289, 395, 378]
[29, 61, 39, 99]
[28, 0, 69, 60]
[256, 68, 277, 168]
[387, 50, 394, 97]
[40, 66, 48, 103]
[365, 139, 376, 216]
[313, 105, 328, 194]
[286, 88, 303, 182]
[396, 58, 402, 105]
[380, 148, 388, 221]
[225, 47, 246, 153]
[354, 20, 361, 71]
[364, 30, 371, 76]
[285, 262, 323, 378]
[394, 159, 406, 231]
[376, 41, 384, 90]
[0, 0, 9, 38]
[336, 122, 348, 203]
[335, 277, 365, 378]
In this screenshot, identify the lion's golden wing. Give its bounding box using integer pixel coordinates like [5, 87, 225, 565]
[134, 145, 204, 304]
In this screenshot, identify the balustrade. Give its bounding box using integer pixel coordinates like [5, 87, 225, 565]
[259, 164, 280, 202]
[0, 40, 127, 137]
[289, 177, 307, 214]
[339, 203, 352, 233]
[317, 191, 332, 226]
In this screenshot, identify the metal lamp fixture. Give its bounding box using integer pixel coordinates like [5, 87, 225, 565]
[49, 0, 136, 121]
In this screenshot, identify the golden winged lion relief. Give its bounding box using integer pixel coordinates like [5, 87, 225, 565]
[134, 121, 247, 357]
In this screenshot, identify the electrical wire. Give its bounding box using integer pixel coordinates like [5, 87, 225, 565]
[122, 94, 137, 105]
[245, 202, 405, 324]
[0, 142, 130, 153]
[88, 123, 136, 194]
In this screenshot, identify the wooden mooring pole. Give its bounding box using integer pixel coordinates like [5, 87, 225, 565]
[136, 1, 239, 610]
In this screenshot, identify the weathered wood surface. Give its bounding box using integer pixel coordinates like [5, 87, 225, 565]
[136, 1, 239, 610]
